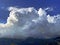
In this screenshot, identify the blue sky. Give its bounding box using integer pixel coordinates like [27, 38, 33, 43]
[0, 0, 60, 23]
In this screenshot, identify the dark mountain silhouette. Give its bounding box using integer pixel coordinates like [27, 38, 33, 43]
[0, 37, 60, 45]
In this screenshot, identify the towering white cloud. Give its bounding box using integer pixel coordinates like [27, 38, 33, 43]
[0, 7, 60, 39]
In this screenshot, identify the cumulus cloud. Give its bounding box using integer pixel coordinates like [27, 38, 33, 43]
[0, 7, 60, 39]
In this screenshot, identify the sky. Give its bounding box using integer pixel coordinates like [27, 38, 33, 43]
[0, 0, 60, 23]
[0, 0, 60, 39]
